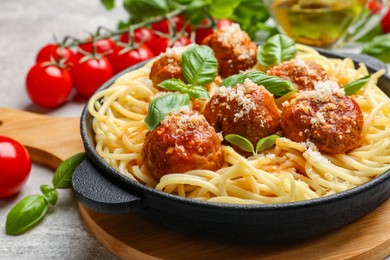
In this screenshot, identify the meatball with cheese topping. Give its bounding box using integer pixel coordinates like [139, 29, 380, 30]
[203, 79, 280, 147]
[142, 108, 224, 181]
[201, 23, 257, 78]
[267, 59, 328, 91]
[150, 46, 187, 90]
[281, 80, 363, 153]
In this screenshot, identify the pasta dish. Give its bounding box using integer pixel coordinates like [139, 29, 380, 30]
[87, 24, 390, 204]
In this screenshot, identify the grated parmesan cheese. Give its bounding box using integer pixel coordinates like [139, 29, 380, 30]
[299, 80, 345, 102]
[161, 44, 194, 61]
[216, 78, 258, 119]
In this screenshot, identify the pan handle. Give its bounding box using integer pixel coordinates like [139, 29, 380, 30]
[72, 159, 143, 214]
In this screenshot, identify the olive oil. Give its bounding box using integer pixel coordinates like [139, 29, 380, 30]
[270, 0, 365, 48]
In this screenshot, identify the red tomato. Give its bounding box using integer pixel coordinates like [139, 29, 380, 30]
[195, 19, 214, 44]
[0, 136, 32, 199]
[119, 27, 158, 50]
[78, 38, 118, 65]
[72, 57, 114, 98]
[381, 6, 390, 33]
[36, 43, 79, 71]
[113, 44, 154, 73]
[216, 19, 234, 29]
[26, 62, 73, 108]
[149, 36, 191, 56]
[152, 15, 191, 36]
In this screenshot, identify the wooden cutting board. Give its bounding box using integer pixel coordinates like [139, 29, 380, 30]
[1, 107, 389, 260]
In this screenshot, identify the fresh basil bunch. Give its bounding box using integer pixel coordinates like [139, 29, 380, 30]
[361, 34, 390, 63]
[220, 71, 296, 96]
[5, 153, 85, 235]
[101, 0, 273, 41]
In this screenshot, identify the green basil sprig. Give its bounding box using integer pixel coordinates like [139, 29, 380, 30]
[257, 34, 297, 67]
[144, 92, 190, 131]
[182, 44, 218, 86]
[220, 71, 296, 96]
[158, 45, 217, 99]
[5, 152, 86, 236]
[343, 75, 371, 96]
[225, 134, 279, 157]
[158, 79, 209, 99]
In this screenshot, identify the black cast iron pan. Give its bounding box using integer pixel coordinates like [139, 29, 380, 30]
[72, 49, 390, 242]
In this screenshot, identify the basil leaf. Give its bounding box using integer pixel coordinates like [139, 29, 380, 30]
[6, 195, 49, 235]
[361, 34, 390, 63]
[220, 71, 296, 96]
[224, 134, 254, 154]
[40, 185, 58, 206]
[123, 0, 169, 18]
[158, 79, 209, 99]
[182, 45, 218, 86]
[343, 75, 370, 96]
[256, 135, 279, 153]
[257, 34, 297, 67]
[100, 0, 115, 10]
[53, 153, 86, 189]
[144, 92, 190, 131]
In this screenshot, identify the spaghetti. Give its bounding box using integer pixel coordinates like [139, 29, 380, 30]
[88, 44, 390, 204]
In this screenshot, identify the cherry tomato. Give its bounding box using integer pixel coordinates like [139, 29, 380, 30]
[72, 57, 114, 98]
[381, 6, 390, 33]
[36, 43, 79, 71]
[26, 62, 72, 108]
[152, 15, 192, 36]
[0, 136, 32, 199]
[78, 38, 118, 65]
[150, 36, 192, 56]
[119, 27, 158, 50]
[195, 19, 214, 44]
[113, 44, 154, 74]
[216, 19, 233, 29]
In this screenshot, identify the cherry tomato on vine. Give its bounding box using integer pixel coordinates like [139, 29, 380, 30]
[381, 6, 390, 33]
[113, 44, 154, 74]
[150, 36, 191, 56]
[119, 27, 158, 50]
[26, 62, 73, 108]
[72, 56, 114, 98]
[195, 19, 214, 44]
[36, 43, 79, 71]
[0, 136, 32, 199]
[78, 38, 119, 65]
[152, 15, 192, 36]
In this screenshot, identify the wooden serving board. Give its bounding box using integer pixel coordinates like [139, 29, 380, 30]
[1, 107, 389, 260]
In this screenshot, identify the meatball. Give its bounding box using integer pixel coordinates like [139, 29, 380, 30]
[267, 59, 328, 91]
[201, 23, 257, 78]
[202, 79, 280, 147]
[142, 108, 224, 181]
[281, 80, 363, 153]
[150, 46, 187, 90]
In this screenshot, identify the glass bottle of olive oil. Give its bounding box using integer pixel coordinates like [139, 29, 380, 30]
[270, 0, 366, 48]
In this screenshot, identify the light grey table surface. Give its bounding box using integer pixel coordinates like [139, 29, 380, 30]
[0, 1, 389, 260]
[0, 1, 126, 259]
